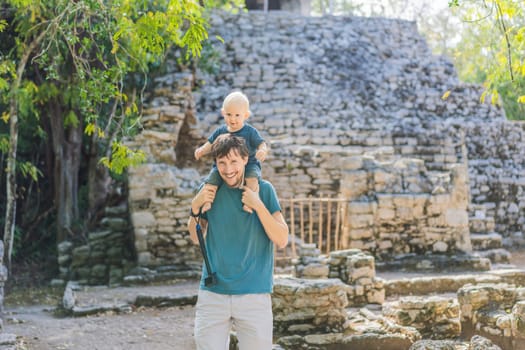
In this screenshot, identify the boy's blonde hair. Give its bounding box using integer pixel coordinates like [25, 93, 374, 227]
[222, 91, 250, 111]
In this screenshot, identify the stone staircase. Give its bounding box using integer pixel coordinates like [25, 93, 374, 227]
[469, 203, 511, 264]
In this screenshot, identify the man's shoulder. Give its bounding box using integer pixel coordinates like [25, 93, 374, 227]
[259, 179, 276, 192]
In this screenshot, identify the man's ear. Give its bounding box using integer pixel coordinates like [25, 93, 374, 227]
[243, 156, 249, 166]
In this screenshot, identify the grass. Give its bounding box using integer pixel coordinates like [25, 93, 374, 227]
[4, 284, 63, 307]
[4, 256, 63, 307]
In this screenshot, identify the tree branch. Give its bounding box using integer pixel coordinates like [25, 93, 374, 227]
[495, 2, 514, 81]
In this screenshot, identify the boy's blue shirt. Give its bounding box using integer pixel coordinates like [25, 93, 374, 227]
[199, 180, 281, 294]
[208, 123, 265, 167]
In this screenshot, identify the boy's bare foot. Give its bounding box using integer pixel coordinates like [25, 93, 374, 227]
[202, 202, 212, 213]
[242, 204, 253, 214]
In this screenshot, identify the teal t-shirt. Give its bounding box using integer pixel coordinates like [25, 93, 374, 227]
[199, 180, 281, 294]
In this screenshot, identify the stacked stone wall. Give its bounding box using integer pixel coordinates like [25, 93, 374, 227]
[458, 283, 525, 344]
[64, 10, 524, 279]
[466, 121, 525, 247]
[125, 73, 204, 268]
[383, 296, 461, 339]
[57, 199, 136, 285]
[271, 147, 471, 258]
[123, 11, 506, 270]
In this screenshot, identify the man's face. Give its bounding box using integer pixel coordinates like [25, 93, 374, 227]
[216, 149, 248, 188]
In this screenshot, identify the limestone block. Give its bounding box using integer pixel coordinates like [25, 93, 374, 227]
[377, 207, 396, 221]
[141, 130, 177, 142]
[373, 169, 395, 185]
[348, 228, 374, 240]
[378, 240, 392, 250]
[128, 187, 154, 202]
[91, 264, 108, 278]
[383, 296, 461, 339]
[137, 252, 152, 266]
[174, 239, 189, 247]
[100, 217, 129, 231]
[444, 209, 468, 227]
[469, 335, 504, 349]
[273, 277, 349, 334]
[57, 241, 74, 254]
[341, 170, 368, 198]
[301, 263, 330, 279]
[349, 214, 374, 229]
[348, 201, 375, 215]
[131, 211, 156, 228]
[432, 241, 448, 253]
[377, 194, 394, 208]
[156, 218, 176, 227]
[367, 288, 385, 304]
[458, 283, 518, 317]
[429, 193, 451, 205]
[134, 228, 148, 239]
[397, 206, 416, 221]
[393, 195, 417, 208]
[512, 301, 525, 338]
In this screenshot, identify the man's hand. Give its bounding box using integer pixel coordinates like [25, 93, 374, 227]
[192, 186, 216, 213]
[241, 185, 263, 212]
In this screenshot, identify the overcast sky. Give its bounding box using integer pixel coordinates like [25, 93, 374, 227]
[359, 0, 451, 20]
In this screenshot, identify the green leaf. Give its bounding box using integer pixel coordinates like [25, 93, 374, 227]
[100, 141, 146, 174]
[64, 110, 80, 129]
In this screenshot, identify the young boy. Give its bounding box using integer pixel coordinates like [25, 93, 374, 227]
[194, 91, 268, 213]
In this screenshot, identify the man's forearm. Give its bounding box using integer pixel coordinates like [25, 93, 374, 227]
[188, 216, 199, 245]
[253, 203, 288, 249]
[188, 198, 208, 245]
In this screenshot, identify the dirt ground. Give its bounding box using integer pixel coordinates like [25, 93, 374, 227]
[3, 278, 200, 350]
[4, 250, 525, 350]
[4, 304, 196, 350]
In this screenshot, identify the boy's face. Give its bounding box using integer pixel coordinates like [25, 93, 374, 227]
[215, 149, 248, 188]
[221, 101, 250, 132]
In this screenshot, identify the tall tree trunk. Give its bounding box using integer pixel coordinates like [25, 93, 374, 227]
[3, 31, 46, 269]
[48, 104, 83, 243]
[87, 133, 111, 225]
[4, 86, 18, 271]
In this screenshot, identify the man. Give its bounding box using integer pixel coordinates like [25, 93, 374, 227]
[188, 134, 288, 350]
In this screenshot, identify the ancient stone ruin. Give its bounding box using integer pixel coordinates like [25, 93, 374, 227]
[104, 10, 524, 273]
[52, 10, 525, 350]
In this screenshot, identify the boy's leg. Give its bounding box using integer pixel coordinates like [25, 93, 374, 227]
[202, 167, 222, 213]
[201, 183, 218, 213]
[242, 177, 259, 213]
[242, 164, 261, 213]
[231, 294, 273, 350]
[194, 290, 232, 350]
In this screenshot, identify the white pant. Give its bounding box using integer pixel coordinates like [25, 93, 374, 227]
[194, 290, 273, 350]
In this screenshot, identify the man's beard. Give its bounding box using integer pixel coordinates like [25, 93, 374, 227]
[227, 169, 245, 189]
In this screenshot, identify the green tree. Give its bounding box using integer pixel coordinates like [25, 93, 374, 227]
[449, 0, 525, 119]
[0, 0, 235, 268]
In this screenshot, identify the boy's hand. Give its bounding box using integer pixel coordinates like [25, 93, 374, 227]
[195, 147, 204, 160]
[255, 149, 267, 162]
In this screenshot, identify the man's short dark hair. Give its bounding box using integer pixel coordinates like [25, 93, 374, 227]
[211, 134, 249, 160]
